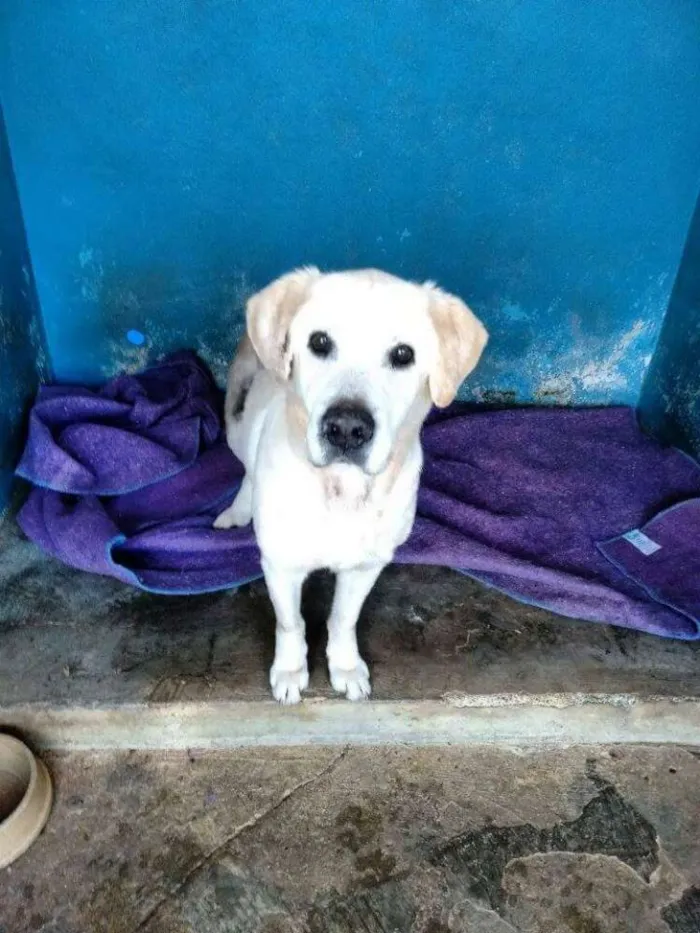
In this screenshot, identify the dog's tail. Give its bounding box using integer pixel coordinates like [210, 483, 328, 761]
[224, 333, 262, 423]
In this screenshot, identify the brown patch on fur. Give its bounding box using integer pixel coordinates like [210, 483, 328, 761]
[246, 267, 320, 378]
[378, 387, 432, 496]
[285, 391, 311, 457]
[425, 284, 488, 407]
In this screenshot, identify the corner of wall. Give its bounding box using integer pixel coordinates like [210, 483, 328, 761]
[638, 189, 700, 457]
[0, 104, 51, 517]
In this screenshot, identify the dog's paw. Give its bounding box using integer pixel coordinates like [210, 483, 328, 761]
[329, 659, 371, 701]
[213, 507, 236, 529]
[213, 501, 252, 529]
[270, 665, 309, 705]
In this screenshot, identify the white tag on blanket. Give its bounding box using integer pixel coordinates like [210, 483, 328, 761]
[622, 529, 661, 556]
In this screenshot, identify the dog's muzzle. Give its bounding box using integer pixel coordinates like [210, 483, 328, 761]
[319, 402, 375, 464]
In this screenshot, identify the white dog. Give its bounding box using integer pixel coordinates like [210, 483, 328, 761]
[214, 268, 488, 704]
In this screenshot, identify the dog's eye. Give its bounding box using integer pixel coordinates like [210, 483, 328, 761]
[308, 331, 334, 358]
[388, 344, 415, 369]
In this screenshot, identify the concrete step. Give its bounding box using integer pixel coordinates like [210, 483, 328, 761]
[2, 522, 699, 750]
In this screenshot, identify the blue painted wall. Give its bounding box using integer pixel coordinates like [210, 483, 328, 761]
[1, 1, 700, 403]
[640, 195, 700, 456]
[0, 108, 49, 514]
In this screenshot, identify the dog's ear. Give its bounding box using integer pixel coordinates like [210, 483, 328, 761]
[246, 266, 321, 378]
[425, 283, 488, 408]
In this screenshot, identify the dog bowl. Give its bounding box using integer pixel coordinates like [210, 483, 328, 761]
[0, 734, 53, 869]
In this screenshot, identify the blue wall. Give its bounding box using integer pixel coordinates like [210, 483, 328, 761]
[0, 109, 49, 514]
[640, 195, 700, 455]
[1, 1, 700, 402]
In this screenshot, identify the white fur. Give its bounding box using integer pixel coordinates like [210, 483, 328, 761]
[214, 268, 487, 703]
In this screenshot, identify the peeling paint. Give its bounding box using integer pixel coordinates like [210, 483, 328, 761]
[78, 246, 94, 268]
[465, 277, 668, 406]
[28, 314, 49, 381]
[77, 246, 105, 303]
[102, 338, 151, 379]
[468, 317, 656, 407]
[195, 333, 244, 387]
[92, 269, 252, 386]
[501, 302, 530, 323]
[542, 319, 655, 400]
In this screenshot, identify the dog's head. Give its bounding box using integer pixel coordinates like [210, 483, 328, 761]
[247, 267, 488, 475]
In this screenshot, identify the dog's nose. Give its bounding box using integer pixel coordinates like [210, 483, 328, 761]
[321, 404, 375, 452]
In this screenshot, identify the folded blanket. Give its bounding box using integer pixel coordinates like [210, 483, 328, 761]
[16, 351, 700, 639]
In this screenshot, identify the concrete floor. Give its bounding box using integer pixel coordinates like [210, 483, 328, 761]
[2, 744, 700, 933]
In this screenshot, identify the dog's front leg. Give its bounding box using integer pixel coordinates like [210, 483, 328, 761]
[327, 563, 385, 701]
[262, 560, 309, 705]
[213, 476, 253, 529]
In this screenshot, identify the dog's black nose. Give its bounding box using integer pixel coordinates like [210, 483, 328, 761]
[321, 404, 375, 452]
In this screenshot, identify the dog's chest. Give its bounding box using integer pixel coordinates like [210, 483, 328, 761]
[254, 467, 417, 571]
[306, 503, 392, 569]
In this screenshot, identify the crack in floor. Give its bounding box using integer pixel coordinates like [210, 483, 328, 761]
[129, 746, 351, 933]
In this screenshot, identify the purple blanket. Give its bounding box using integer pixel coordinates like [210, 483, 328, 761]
[16, 351, 700, 639]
